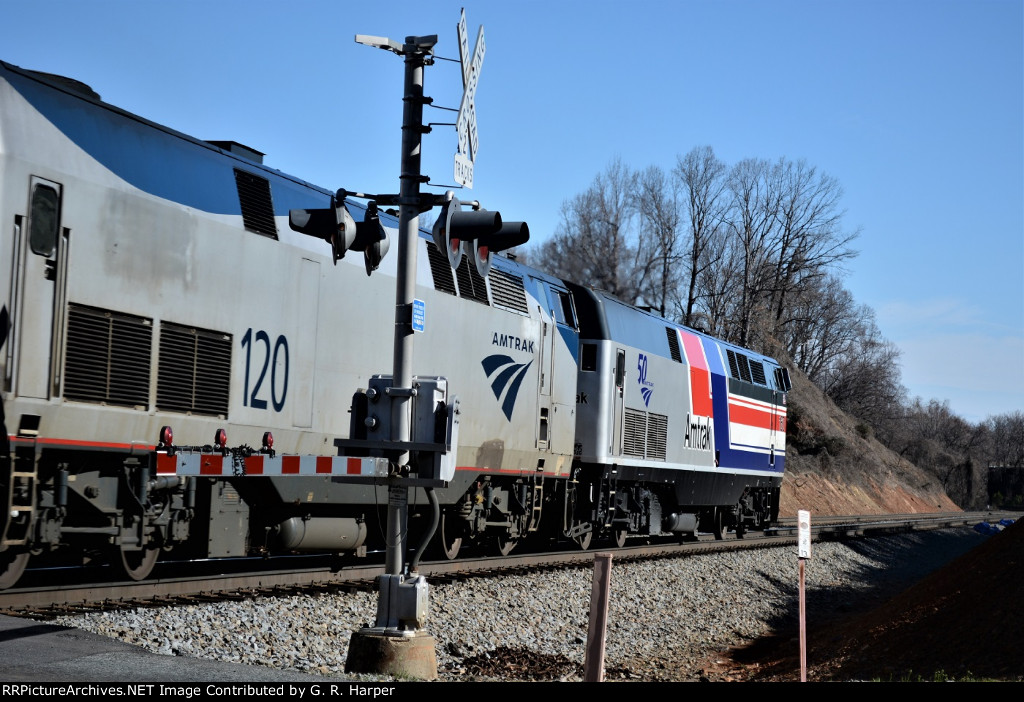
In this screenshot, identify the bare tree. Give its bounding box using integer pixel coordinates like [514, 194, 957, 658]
[538, 158, 642, 302]
[767, 160, 858, 341]
[818, 306, 906, 429]
[689, 224, 739, 337]
[787, 274, 862, 382]
[674, 146, 728, 328]
[985, 411, 1024, 468]
[725, 158, 783, 347]
[635, 164, 682, 316]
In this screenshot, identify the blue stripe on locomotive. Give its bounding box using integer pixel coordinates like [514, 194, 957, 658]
[4, 64, 329, 215]
[704, 336, 784, 475]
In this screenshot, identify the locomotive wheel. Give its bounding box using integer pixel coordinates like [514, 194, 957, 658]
[612, 528, 627, 548]
[566, 517, 592, 550]
[438, 511, 463, 561]
[573, 529, 593, 551]
[713, 509, 725, 541]
[0, 550, 29, 589]
[112, 545, 159, 581]
[493, 533, 519, 556]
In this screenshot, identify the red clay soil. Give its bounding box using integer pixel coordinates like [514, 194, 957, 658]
[728, 519, 1023, 682]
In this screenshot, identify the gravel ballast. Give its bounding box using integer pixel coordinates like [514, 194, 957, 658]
[52, 528, 985, 681]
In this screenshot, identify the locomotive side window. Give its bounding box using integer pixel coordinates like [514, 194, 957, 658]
[774, 367, 792, 392]
[615, 349, 626, 389]
[29, 182, 60, 256]
[581, 343, 597, 371]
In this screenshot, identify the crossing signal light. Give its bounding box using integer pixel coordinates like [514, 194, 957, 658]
[357, 201, 390, 275]
[432, 194, 500, 269]
[289, 193, 390, 274]
[289, 194, 356, 264]
[432, 192, 529, 276]
[470, 221, 530, 277]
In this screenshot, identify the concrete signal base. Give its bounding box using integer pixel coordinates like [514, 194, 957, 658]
[344, 630, 438, 681]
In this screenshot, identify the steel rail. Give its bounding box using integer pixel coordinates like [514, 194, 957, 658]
[1, 511, 1009, 615]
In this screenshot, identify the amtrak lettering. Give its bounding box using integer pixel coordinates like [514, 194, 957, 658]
[684, 413, 713, 451]
[491, 332, 535, 354]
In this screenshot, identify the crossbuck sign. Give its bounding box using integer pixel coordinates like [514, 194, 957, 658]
[454, 9, 484, 188]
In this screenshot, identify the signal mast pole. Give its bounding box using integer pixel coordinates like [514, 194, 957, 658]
[342, 14, 515, 678]
[342, 33, 439, 680]
[387, 33, 436, 576]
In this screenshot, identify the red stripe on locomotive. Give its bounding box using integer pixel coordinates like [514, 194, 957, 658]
[728, 399, 785, 430]
[679, 330, 714, 417]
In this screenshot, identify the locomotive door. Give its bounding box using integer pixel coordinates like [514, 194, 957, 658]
[611, 348, 625, 455]
[12, 178, 65, 400]
[769, 367, 790, 468]
[769, 390, 779, 468]
[531, 277, 553, 450]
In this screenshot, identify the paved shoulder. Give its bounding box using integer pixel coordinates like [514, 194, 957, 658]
[0, 615, 338, 682]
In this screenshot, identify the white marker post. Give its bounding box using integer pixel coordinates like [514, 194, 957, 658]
[797, 509, 811, 682]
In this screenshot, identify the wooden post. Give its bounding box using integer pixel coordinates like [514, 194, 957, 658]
[584, 553, 613, 682]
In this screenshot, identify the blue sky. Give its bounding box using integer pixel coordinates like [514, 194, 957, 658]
[4, 0, 1021, 423]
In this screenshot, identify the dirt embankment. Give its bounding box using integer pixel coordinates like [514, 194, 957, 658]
[778, 365, 959, 517]
[739, 519, 1023, 682]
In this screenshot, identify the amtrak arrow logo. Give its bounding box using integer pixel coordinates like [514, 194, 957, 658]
[482, 354, 533, 421]
[640, 386, 653, 406]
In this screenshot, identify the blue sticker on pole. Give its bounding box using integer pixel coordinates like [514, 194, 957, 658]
[412, 299, 425, 333]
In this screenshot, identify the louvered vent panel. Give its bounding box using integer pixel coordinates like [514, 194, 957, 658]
[666, 327, 682, 362]
[727, 350, 740, 379]
[736, 352, 752, 382]
[425, 241, 457, 295]
[454, 256, 490, 305]
[64, 305, 152, 407]
[454, 256, 473, 298]
[234, 169, 277, 238]
[623, 408, 646, 458]
[749, 360, 766, 385]
[157, 323, 231, 416]
[195, 333, 232, 412]
[489, 268, 529, 313]
[646, 412, 668, 460]
[220, 483, 241, 505]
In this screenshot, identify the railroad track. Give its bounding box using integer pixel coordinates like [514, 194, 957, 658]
[1, 511, 1005, 616]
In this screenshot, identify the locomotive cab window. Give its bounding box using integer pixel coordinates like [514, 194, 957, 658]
[553, 289, 577, 329]
[581, 343, 598, 371]
[29, 181, 60, 256]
